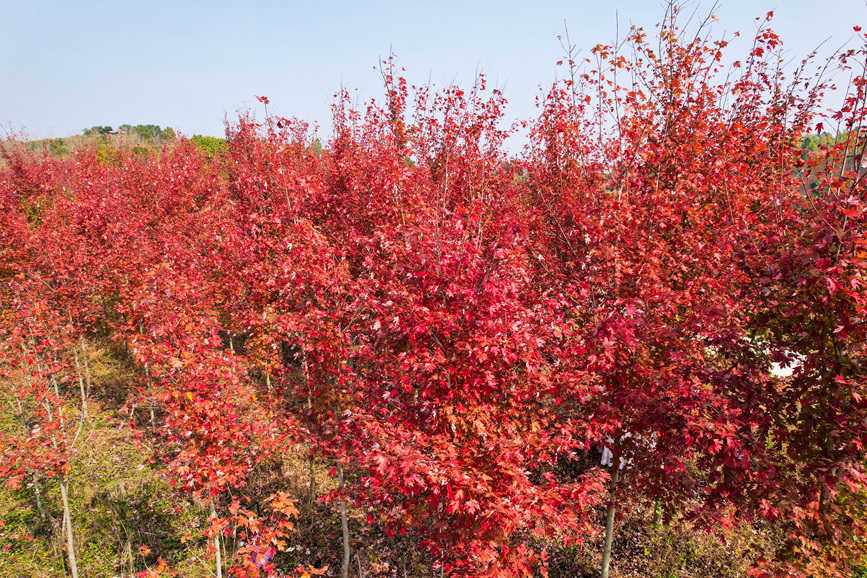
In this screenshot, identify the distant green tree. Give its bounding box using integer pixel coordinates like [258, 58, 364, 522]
[82, 125, 175, 144]
[134, 125, 162, 141]
[49, 138, 67, 157]
[82, 126, 112, 136]
[190, 135, 227, 159]
[800, 134, 820, 154]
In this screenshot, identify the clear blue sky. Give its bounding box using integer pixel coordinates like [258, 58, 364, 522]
[2, 0, 865, 145]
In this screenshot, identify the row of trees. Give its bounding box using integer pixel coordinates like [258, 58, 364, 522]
[2, 5, 867, 577]
[82, 124, 177, 142]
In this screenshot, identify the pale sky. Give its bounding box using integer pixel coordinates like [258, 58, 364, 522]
[2, 0, 865, 146]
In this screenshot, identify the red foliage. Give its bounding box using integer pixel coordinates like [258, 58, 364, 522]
[2, 6, 867, 577]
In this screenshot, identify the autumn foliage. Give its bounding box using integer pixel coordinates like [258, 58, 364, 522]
[2, 5, 867, 578]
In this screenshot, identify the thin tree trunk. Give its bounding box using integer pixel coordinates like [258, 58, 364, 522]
[38, 357, 78, 578]
[126, 539, 134, 577]
[652, 500, 662, 527]
[140, 324, 157, 428]
[820, 340, 845, 513]
[601, 464, 620, 578]
[55, 521, 68, 576]
[14, 394, 48, 521]
[338, 462, 350, 578]
[309, 456, 316, 503]
[34, 475, 46, 520]
[74, 338, 91, 420]
[304, 355, 316, 503]
[59, 476, 79, 578]
[145, 361, 156, 428]
[73, 350, 87, 421]
[210, 501, 223, 578]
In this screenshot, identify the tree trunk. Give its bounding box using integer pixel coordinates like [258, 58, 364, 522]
[145, 361, 156, 428]
[59, 476, 79, 578]
[304, 355, 316, 503]
[601, 464, 620, 578]
[310, 456, 317, 503]
[338, 462, 350, 578]
[819, 340, 845, 513]
[819, 433, 832, 513]
[210, 501, 223, 578]
[125, 539, 134, 577]
[34, 475, 46, 520]
[140, 324, 157, 428]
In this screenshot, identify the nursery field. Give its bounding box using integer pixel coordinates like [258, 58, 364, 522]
[2, 6, 867, 578]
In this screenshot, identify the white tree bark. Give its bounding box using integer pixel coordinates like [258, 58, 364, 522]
[338, 462, 350, 578]
[601, 459, 620, 578]
[210, 501, 223, 578]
